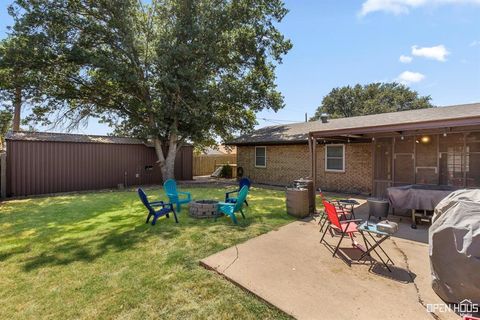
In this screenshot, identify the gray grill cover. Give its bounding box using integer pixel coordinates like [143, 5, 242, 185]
[429, 189, 480, 304]
[388, 185, 455, 211]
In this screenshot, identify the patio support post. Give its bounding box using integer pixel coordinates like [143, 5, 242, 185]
[463, 133, 467, 188]
[371, 139, 375, 196]
[312, 135, 317, 192]
[308, 133, 313, 179]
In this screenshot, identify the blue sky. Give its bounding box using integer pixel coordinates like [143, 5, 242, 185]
[1, 0, 480, 134]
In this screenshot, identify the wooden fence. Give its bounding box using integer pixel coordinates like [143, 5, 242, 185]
[193, 154, 236, 176]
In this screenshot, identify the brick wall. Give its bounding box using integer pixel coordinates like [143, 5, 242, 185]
[237, 144, 311, 186]
[317, 143, 373, 194]
[237, 143, 373, 194]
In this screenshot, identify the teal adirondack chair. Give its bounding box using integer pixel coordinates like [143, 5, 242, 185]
[217, 185, 249, 224]
[163, 179, 191, 212]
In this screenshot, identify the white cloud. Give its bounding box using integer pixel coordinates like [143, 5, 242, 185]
[359, 0, 480, 16]
[411, 45, 450, 61]
[470, 40, 480, 47]
[396, 71, 426, 84]
[399, 55, 413, 63]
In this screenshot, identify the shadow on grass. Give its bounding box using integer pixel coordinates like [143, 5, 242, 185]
[0, 246, 31, 262]
[22, 226, 149, 271]
[21, 215, 185, 272]
[0, 187, 292, 272]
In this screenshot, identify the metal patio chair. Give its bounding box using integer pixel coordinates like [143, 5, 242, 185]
[320, 200, 362, 257]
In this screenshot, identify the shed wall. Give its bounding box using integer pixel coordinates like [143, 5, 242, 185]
[6, 140, 193, 197]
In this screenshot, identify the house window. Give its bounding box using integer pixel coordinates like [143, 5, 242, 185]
[325, 144, 345, 172]
[255, 146, 266, 167]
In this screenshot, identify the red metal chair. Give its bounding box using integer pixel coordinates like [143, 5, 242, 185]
[318, 192, 354, 232]
[320, 200, 362, 257]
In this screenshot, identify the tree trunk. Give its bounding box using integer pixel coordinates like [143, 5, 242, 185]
[12, 86, 22, 131]
[154, 136, 178, 181]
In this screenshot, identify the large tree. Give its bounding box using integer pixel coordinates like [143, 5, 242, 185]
[310, 82, 433, 120]
[9, 0, 291, 179]
[0, 28, 56, 133]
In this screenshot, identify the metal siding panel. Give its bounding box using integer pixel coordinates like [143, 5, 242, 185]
[69, 143, 74, 191]
[9, 141, 14, 196]
[65, 142, 71, 191]
[22, 142, 28, 196]
[5, 141, 10, 196]
[17, 141, 23, 196]
[68, 143, 73, 192]
[6, 140, 192, 196]
[6, 141, 14, 196]
[53, 142, 58, 193]
[91, 143, 99, 189]
[57, 142, 63, 193]
[73, 143, 79, 191]
[32, 142, 37, 194]
[109, 144, 116, 187]
[66, 142, 72, 191]
[79, 143, 85, 190]
[36, 142, 41, 195]
[42, 142, 47, 194]
[85, 143, 92, 190]
[80, 143, 86, 190]
[50, 142, 57, 194]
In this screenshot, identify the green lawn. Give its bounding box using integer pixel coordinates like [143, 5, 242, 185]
[0, 186, 297, 319]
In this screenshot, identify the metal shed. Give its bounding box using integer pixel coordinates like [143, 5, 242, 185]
[5, 131, 193, 197]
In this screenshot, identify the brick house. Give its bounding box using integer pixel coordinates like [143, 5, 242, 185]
[229, 103, 480, 196]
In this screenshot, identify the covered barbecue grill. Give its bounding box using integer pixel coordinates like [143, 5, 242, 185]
[387, 185, 455, 228]
[429, 189, 480, 304]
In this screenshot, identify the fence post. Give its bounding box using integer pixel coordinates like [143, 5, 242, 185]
[0, 152, 6, 199]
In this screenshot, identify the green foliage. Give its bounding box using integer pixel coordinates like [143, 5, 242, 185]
[0, 187, 294, 319]
[0, 110, 12, 150]
[0, 32, 58, 130]
[310, 82, 434, 120]
[8, 0, 292, 178]
[220, 163, 233, 178]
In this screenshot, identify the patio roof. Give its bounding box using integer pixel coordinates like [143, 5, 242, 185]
[229, 103, 480, 145]
[310, 103, 480, 140]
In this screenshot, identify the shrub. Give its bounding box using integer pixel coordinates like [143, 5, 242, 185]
[220, 164, 232, 178]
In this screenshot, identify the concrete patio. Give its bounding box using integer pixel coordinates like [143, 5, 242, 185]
[201, 196, 460, 320]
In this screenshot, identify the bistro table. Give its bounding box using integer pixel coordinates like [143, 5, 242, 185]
[337, 199, 360, 218]
[357, 222, 395, 272]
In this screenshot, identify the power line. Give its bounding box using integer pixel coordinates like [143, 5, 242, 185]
[258, 117, 301, 124]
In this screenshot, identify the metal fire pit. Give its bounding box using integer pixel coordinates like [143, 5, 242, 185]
[188, 200, 219, 219]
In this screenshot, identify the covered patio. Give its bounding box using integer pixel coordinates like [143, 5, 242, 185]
[307, 111, 480, 198]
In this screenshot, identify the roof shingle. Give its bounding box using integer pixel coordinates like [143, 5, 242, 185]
[229, 103, 480, 145]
